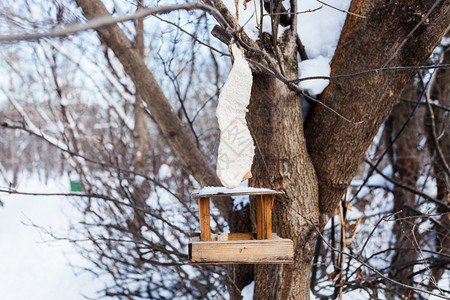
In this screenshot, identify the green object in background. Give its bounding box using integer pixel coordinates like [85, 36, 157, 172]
[70, 181, 84, 192]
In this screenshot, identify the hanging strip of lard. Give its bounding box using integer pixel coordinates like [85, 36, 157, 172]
[216, 44, 255, 189]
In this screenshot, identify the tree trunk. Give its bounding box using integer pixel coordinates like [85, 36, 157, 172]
[428, 41, 450, 284]
[8, 103, 18, 186]
[131, 1, 150, 230]
[386, 81, 421, 298]
[133, 0, 149, 175]
[305, 0, 450, 220]
[248, 33, 320, 299]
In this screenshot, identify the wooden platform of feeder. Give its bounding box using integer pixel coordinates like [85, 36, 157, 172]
[189, 233, 294, 264]
[189, 187, 293, 264]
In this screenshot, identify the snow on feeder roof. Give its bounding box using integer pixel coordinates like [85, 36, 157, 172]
[192, 186, 284, 198]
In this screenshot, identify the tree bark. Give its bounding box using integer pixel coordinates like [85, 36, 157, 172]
[130, 0, 150, 230]
[248, 32, 320, 299]
[133, 0, 149, 174]
[305, 0, 450, 221]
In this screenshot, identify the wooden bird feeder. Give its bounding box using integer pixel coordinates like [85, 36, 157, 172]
[188, 187, 294, 264]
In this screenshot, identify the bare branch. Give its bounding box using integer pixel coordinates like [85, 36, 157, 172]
[362, 159, 450, 212]
[399, 98, 450, 112]
[0, 3, 228, 42]
[291, 64, 450, 83]
[275, 198, 450, 299]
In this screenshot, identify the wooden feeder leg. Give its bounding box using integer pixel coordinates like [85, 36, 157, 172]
[257, 195, 274, 239]
[257, 195, 263, 239]
[199, 197, 211, 241]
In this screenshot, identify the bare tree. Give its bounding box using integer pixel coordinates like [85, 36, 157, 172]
[0, 0, 449, 299]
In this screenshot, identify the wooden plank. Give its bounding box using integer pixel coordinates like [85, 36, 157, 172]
[189, 260, 293, 265]
[227, 233, 255, 240]
[189, 238, 294, 264]
[199, 197, 211, 241]
[190, 232, 200, 238]
[192, 187, 284, 199]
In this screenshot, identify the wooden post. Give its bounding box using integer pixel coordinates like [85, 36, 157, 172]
[257, 195, 263, 239]
[264, 195, 275, 239]
[257, 195, 274, 239]
[199, 197, 211, 241]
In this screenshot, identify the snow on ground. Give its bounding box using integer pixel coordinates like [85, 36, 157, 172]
[0, 175, 100, 300]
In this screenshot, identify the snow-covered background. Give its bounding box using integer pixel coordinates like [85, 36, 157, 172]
[0, 176, 100, 299]
[3, 0, 446, 299]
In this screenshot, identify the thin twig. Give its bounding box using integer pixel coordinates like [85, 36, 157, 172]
[348, 247, 450, 283]
[423, 75, 450, 178]
[0, 189, 153, 216]
[316, 0, 367, 18]
[411, 224, 444, 295]
[154, 15, 229, 56]
[302, 92, 364, 124]
[357, 212, 400, 259]
[263, 5, 322, 16]
[362, 159, 450, 212]
[399, 98, 450, 112]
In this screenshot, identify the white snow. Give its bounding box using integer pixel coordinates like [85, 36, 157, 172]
[297, 0, 351, 95]
[298, 0, 351, 59]
[298, 55, 331, 95]
[196, 186, 278, 195]
[0, 175, 100, 300]
[158, 163, 173, 180]
[241, 281, 254, 299]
